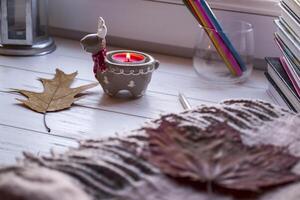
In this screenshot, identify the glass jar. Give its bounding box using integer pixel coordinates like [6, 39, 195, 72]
[0, 0, 55, 55]
[193, 20, 254, 84]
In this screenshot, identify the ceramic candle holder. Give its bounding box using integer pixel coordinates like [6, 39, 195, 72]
[80, 17, 159, 98]
[98, 50, 159, 98]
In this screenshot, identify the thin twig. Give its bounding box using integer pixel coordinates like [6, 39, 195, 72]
[43, 112, 51, 132]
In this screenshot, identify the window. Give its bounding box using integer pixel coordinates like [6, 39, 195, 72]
[49, 0, 281, 68]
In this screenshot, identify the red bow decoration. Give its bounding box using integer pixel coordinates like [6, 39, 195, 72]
[92, 48, 107, 75]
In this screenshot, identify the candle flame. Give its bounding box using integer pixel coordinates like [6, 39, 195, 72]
[126, 53, 131, 62]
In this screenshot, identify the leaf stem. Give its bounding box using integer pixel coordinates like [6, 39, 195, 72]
[207, 181, 213, 200]
[43, 112, 51, 132]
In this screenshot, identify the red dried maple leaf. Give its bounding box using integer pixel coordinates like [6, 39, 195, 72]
[142, 120, 300, 192]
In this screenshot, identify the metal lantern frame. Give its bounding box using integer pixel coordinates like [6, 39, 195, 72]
[0, 0, 55, 56]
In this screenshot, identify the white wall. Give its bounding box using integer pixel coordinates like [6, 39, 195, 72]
[48, 0, 280, 59]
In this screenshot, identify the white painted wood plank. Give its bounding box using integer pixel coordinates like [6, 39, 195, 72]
[52, 37, 268, 89]
[0, 57, 272, 104]
[0, 65, 274, 119]
[0, 37, 267, 91]
[0, 66, 189, 118]
[53, 37, 87, 60]
[0, 37, 273, 166]
[149, 71, 271, 101]
[0, 125, 77, 165]
[0, 92, 147, 140]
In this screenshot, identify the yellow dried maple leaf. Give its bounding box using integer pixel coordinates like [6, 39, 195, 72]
[14, 69, 98, 132]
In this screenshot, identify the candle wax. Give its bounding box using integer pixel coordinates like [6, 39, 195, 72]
[112, 52, 145, 63]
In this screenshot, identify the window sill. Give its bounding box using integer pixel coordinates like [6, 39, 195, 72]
[208, 0, 280, 16]
[148, 0, 280, 16]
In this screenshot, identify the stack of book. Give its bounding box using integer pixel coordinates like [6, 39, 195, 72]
[265, 0, 300, 112]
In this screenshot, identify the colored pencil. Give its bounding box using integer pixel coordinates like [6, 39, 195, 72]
[199, 0, 247, 72]
[184, 0, 239, 75]
[192, 0, 242, 76]
[183, 0, 242, 76]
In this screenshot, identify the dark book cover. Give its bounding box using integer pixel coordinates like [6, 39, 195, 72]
[264, 72, 296, 112]
[266, 57, 300, 100]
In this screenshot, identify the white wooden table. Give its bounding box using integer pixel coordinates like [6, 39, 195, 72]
[0, 37, 273, 165]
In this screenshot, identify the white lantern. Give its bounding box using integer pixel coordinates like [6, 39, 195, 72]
[0, 0, 55, 55]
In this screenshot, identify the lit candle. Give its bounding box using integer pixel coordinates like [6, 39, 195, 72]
[112, 52, 145, 63]
[126, 53, 130, 62]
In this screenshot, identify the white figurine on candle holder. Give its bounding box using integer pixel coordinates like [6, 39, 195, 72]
[81, 17, 107, 75]
[80, 17, 159, 98]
